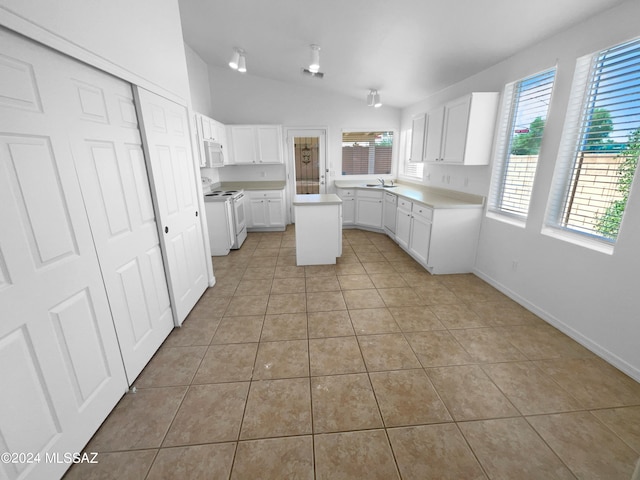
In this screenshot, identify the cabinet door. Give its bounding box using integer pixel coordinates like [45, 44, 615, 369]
[248, 198, 267, 227]
[342, 197, 356, 224]
[395, 207, 412, 249]
[267, 198, 285, 227]
[230, 126, 257, 163]
[201, 116, 213, 139]
[441, 95, 471, 164]
[424, 106, 444, 162]
[356, 197, 383, 228]
[409, 114, 426, 163]
[256, 126, 283, 163]
[409, 214, 432, 264]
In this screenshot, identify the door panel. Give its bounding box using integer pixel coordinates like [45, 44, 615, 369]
[135, 87, 208, 325]
[68, 67, 174, 383]
[0, 29, 128, 480]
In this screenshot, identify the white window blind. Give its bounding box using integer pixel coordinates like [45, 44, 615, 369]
[341, 131, 393, 175]
[489, 69, 556, 218]
[401, 128, 424, 179]
[548, 37, 640, 243]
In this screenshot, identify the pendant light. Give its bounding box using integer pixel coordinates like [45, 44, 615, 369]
[309, 44, 321, 73]
[237, 52, 247, 73]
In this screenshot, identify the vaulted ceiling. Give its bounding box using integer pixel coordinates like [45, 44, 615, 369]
[179, 0, 627, 108]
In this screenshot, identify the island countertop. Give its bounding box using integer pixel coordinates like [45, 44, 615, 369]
[293, 194, 342, 205]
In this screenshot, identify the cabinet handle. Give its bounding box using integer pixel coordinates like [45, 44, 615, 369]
[164, 226, 169, 234]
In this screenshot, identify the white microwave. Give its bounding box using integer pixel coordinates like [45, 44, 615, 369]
[203, 139, 224, 168]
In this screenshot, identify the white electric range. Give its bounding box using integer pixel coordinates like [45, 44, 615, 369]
[204, 189, 247, 254]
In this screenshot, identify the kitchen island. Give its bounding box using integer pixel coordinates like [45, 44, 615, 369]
[293, 194, 342, 265]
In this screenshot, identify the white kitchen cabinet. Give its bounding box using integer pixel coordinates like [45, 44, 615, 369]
[424, 106, 444, 163]
[336, 188, 356, 225]
[196, 113, 228, 167]
[423, 92, 499, 165]
[408, 205, 432, 265]
[228, 125, 283, 164]
[409, 114, 426, 163]
[394, 198, 432, 264]
[383, 191, 397, 234]
[246, 190, 286, 230]
[355, 189, 383, 229]
[395, 198, 411, 250]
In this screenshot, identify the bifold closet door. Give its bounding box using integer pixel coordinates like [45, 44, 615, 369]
[66, 57, 174, 384]
[135, 88, 208, 325]
[0, 28, 128, 480]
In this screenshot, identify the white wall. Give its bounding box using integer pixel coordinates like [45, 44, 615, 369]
[208, 65, 401, 187]
[401, 0, 640, 379]
[0, 0, 190, 103]
[184, 43, 213, 115]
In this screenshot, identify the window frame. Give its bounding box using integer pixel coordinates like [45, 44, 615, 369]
[545, 37, 640, 250]
[398, 127, 425, 181]
[340, 129, 396, 177]
[488, 67, 557, 223]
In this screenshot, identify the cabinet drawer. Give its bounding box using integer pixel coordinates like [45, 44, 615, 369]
[251, 190, 283, 199]
[398, 198, 412, 210]
[412, 203, 433, 221]
[337, 189, 355, 198]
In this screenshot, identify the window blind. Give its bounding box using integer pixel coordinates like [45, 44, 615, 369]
[550, 37, 640, 242]
[400, 129, 424, 179]
[489, 69, 556, 218]
[341, 131, 393, 175]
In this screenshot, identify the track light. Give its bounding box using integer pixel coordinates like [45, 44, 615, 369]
[367, 89, 382, 108]
[309, 44, 321, 73]
[238, 53, 247, 73]
[229, 48, 246, 73]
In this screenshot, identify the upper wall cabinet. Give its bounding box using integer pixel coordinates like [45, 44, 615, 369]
[416, 92, 499, 165]
[409, 114, 426, 163]
[195, 113, 228, 167]
[227, 125, 284, 164]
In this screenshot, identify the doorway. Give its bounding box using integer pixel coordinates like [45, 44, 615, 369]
[286, 128, 327, 220]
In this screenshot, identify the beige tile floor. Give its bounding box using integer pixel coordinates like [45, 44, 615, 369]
[65, 226, 640, 480]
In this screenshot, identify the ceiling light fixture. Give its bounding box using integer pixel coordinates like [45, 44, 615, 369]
[309, 44, 321, 73]
[368, 89, 382, 108]
[237, 52, 247, 73]
[229, 48, 246, 72]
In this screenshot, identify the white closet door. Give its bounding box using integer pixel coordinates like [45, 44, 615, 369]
[67, 63, 174, 383]
[0, 29, 127, 480]
[135, 88, 208, 325]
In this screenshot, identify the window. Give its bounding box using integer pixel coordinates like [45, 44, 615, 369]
[400, 128, 424, 180]
[341, 131, 393, 175]
[489, 69, 556, 219]
[548, 37, 640, 244]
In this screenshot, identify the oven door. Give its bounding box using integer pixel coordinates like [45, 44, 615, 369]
[233, 193, 246, 233]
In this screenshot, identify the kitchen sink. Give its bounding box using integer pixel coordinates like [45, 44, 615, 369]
[364, 184, 397, 188]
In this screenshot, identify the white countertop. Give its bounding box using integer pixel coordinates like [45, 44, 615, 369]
[293, 194, 342, 205]
[333, 181, 484, 209]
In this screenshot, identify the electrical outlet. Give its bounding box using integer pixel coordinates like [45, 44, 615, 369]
[511, 260, 519, 271]
[464, 177, 469, 187]
[261, 171, 267, 178]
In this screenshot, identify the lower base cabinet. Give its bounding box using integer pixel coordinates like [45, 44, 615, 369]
[246, 190, 286, 231]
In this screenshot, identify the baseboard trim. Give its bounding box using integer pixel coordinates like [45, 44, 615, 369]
[473, 268, 640, 383]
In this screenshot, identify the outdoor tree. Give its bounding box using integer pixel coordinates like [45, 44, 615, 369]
[596, 127, 640, 238]
[511, 117, 546, 155]
[584, 108, 614, 150]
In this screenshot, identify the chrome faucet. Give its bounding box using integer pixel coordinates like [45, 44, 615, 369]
[378, 178, 385, 187]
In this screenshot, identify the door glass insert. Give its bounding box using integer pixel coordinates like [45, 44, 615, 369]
[294, 137, 320, 194]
